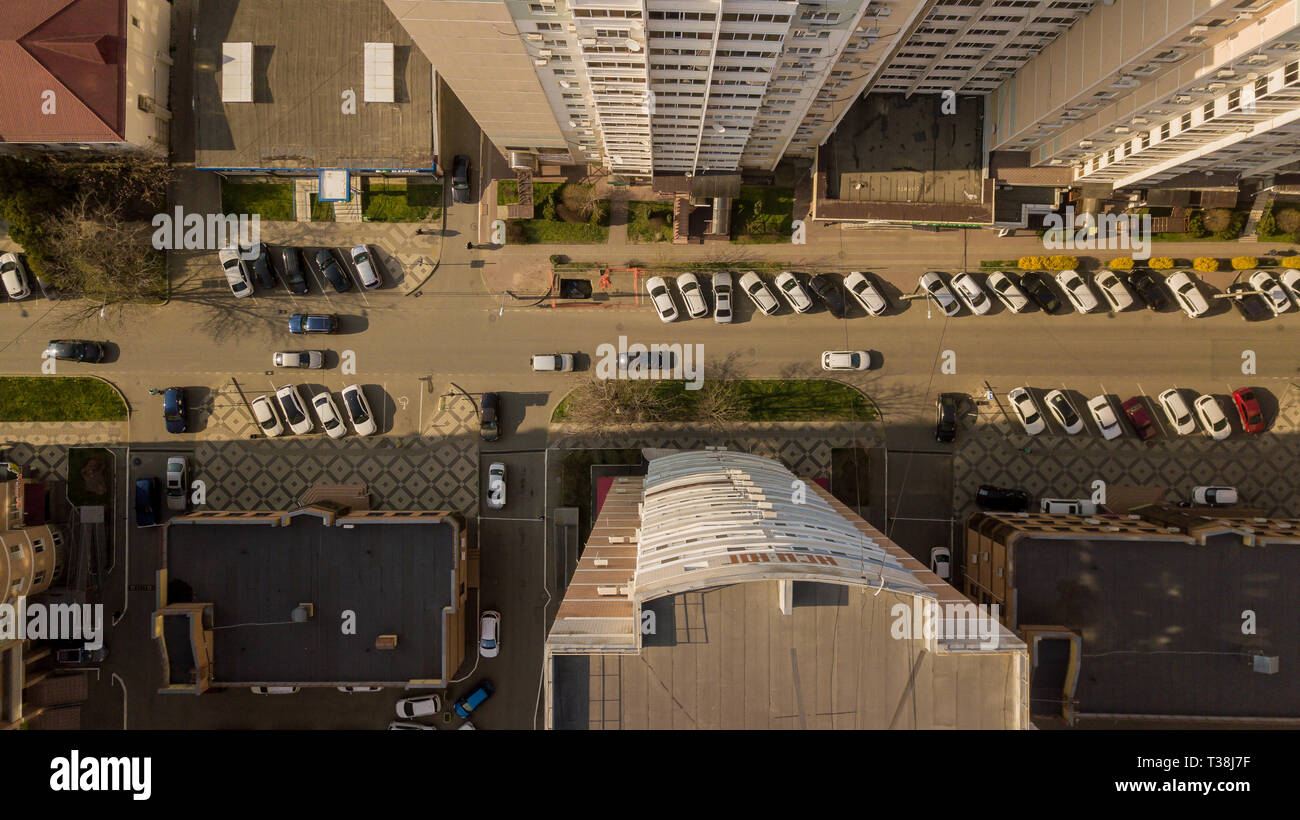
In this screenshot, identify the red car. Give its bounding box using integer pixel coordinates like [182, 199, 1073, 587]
[1232, 388, 1266, 434]
[1121, 396, 1156, 440]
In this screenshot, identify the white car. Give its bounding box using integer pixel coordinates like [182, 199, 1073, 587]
[1094, 269, 1135, 312]
[821, 350, 870, 371]
[275, 385, 314, 435]
[919, 272, 961, 317]
[1040, 498, 1097, 515]
[712, 271, 733, 324]
[1248, 270, 1292, 315]
[929, 547, 951, 580]
[1280, 268, 1300, 303]
[1044, 389, 1084, 434]
[644, 276, 678, 322]
[0, 252, 31, 300]
[311, 390, 347, 439]
[395, 694, 442, 719]
[739, 271, 779, 316]
[986, 271, 1029, 313]
[531, 353, 574, 371]
[479, 610, 501, 658]
[1192, 485, 1238, 506]
[1166, 271, 1210, 318]
[388, 721, 434, 730]
[350, 244, 381, 289]
[273, 350, 323, 369]
[1055, 270, 1098, 314]
[676, 272, 709, 318]
[1157, 389, 1197, 435]
[1086, 395, 1123, 440]
[486, 462, 506, 510]
[844, 271, 888, 316]
[251, 686, 299, 694]
[774, 271, 813, 313]
[338, 686, 383, 693]
[166, 456, 188, 511]
[1007, 387, 1045, 435]
[340, 384, 376, 436]
[1193, 394, 1231, 441]
[250, 395, 284, 437]
[217, 247, 253, 298]
[950, 273, 991, 315]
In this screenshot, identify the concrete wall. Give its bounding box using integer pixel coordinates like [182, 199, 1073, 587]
[122, 0, 172, 152]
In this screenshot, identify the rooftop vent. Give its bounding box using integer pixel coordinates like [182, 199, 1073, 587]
[364, 43, 394, 103]
[221, 42, 253, 103]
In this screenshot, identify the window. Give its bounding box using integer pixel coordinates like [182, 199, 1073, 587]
[528, 2, 557, 14]
[32, 538, 44, 553]
[33, 571, 44, 586]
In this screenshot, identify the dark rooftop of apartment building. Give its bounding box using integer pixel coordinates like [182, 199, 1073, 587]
[194, 0, 434, 171]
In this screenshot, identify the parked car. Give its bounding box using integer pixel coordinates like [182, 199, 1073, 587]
[1248, 270, 1292, 316]
[929, 547, 951, 580]
[288, 313, 337, 334]
[55, 647, 106, 665]
[1192, 485, 1238, 506]
[340, 384, 376, 436]
[739, 271, 779, 316]
[1227, 282, 1272, 322]
[809, 273, 846, 318]
[844, 271, 889, 316]
[273, 350, 324, 369]
[1156, 389, 1196, 436]
[218, 247, 253, 298]
[0, 252, 31, 300]
[451, 154, 471, 203]
[1129, 269, 1170, 311]
[479, 392, 500, 442]
[1020, 271, 1062, 313]
[338, 686, 383, 693]
[251, 686, 300, 694]
[274, 385, 314, 435]
[1044, 389, 1084, 434]
[1055, 270, 1099, 314]
[820, 350, 870, 371]
[1086, 395, 1122, 440]
[453, 680, 495, 718]
[774, 271, 813, 313]
[986, 271, 1029, 313]
[44, 339, 105, 363]
[310, 390, 347, 439]
[163, 387, 186, 434]
[531, 353, 574, 371]
[676, 272, 709, 318]
[486, 462, 506, 510]
[1121, 396, 1157, 441]
[165, 456, 187, 512]
[350, 244, 381, 290]
[388, 721, 434, 730]
[644, 276, 678, 322]
[919, 272, 961, 317]
[1094, 269, 1135, 312]
[314, 248, 351, 293]
[1166, 271, 1210, 318]
[134, 477, 161, 527]
[1007, 387, 1045, 435]
[936, 393, 960, 443]
[479, 611, 501, 658]
[975, 485, 1030, 512]
[1040, 498, 1098, 515]
[1280, 268, 1300, 303]
[395, 694, 442, 718]
[950, 273, 991, 315]
[712, 271, 733, 324]
[1232, 387, 1266, 434]
[1193, 394, 1231, 441]
[618, 350, 676, 371]
[279, 247, 309, 294]
[251, 395, 284, 437]
[242, 242, 275, 289]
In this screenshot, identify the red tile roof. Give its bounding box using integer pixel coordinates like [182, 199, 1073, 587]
[0, 0, 126, 144]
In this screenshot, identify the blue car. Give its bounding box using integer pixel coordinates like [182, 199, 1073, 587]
[453, 679, 494, 718]
[163, 387, 186, 434]
[288, 313, 338, 334]
[134, 477, 161, 527]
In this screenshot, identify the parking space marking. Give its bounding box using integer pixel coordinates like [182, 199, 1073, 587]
[1137, 381, 1171, 438]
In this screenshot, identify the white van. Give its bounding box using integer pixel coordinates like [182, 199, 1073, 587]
[0, 253, 31, 300]
[1039, 498, 1098, 515]
[531, 353, 574, 371]
[1192, 486, 1238, 506]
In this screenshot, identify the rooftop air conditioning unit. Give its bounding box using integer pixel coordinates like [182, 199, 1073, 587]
[1079, 140, 1094, 148]
[535, 58, 549, 66]
[1216, 69, 1236, 78]
[1245, 54, 1271, 64]
[538, 49, 552, 58]
[1207, 82, 1226, 91]
[1253, 655, 1279, 674]
[1190, 25, 1209, 35]
[1115, 126, 1130, 134]
[1174, 95, 1192, 103]
[1132, 116, 1148, 124]
[526, 33, 544, 42]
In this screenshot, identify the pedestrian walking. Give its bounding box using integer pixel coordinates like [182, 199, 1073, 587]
[466, 241, 474, 251]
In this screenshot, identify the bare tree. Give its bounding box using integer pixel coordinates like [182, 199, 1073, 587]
[694, 379, 745, 431]
[562, 183, 601, 220]
[44, 192, 167, 317]
[562, 378, 675, 430]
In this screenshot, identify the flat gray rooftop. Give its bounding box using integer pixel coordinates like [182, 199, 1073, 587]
[166, 515, 454, 684]
[194, 0, 434, 171]
[1015, 532, 1298, 717]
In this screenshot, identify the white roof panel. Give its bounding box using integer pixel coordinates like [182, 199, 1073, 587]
[221, 42, 253, 103]
[364, 42, 395, 103]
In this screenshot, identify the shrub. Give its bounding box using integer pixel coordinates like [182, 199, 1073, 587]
[1148, 257, 1175, 270]
[1192, 257, 1219, 273]
[1213, 211, 1247, 242]
[1274, 207, 1300, 234]
[1256, 204, 1277, 237]
[549, 254, 568, 266]
[1231, 256, 1258, 270]
[1282, 256, 1300, 269]
[1107, 257, 1134, 271]
[1017, 256, 1045, 270]
[1043, 255, 1078, 271]
[541, 197, 557, 221]
[1185, 210, 1208, 239]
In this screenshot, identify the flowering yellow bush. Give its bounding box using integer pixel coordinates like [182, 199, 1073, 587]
[1043, 255, 1079, 271]
[1192, 257, 1219, 273]
[1107, 257, 1134, 270]
[1282, 256, 1300, 269]
[1148, 257, 1175, 270]
[1231, 256, 1258, 270]
[1018, 256, 1045, 270]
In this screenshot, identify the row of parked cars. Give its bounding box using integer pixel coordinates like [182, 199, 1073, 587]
[1005, 386, 1266, 440]
[645, 270, 869, 322]
[250, 384, 376, 438]
[974, 483, 1240, 514]
[217, 243, 382, 297]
